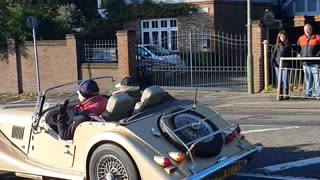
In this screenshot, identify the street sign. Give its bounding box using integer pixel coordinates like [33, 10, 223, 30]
[27, 16, 38, 29]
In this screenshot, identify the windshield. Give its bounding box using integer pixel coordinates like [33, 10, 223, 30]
[144, 45, 171, 56]
[38, 76, 115, 114]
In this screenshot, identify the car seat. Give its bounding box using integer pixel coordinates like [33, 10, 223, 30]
[101, 93, 134, 122]
[133, 86, 165, 114]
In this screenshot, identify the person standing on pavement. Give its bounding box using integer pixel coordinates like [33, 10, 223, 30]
[270, 30, 292, 100]
[297, 24, 320, 98]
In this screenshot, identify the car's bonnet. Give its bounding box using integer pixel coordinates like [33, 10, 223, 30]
[0, 105, 35, 123]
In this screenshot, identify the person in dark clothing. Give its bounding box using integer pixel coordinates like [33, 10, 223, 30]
[112, 76, 142, 103]
[270, 30, 292, 100]
[297, 24, 320, 98]
[57, 79, 108, 140]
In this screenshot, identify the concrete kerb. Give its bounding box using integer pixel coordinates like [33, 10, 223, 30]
[166, 90, 320, 110]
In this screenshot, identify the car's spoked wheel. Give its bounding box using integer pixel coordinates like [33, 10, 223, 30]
[159, 109, 224, 157]
[96, 154, 128, 180]
[173, 113, 214, 143]
[89, 144, 138, 180]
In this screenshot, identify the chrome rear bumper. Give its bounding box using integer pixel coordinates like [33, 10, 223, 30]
[185, 143, 263, 180]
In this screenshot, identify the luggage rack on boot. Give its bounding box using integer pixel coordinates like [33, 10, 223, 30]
[159, 104, 240, 162]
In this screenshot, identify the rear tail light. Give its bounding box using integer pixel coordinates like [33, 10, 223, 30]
[168, 152, 184, 163]
[224, 125, 241, 144]
[154, 156, 171, 167]
[225, 131, 237, 143]
[236, 125, 241, 134]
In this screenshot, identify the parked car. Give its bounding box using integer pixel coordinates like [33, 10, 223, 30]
[136, 44, 187, 69]
[0, 76, 262, 180]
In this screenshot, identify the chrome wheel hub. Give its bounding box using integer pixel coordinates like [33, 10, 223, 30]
[96, 154, 128, 180]
[174, 113, 214, 142]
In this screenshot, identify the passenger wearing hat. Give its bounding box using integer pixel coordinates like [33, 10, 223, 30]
[57, 79, 108, 140]
[112, 76, 142, 102]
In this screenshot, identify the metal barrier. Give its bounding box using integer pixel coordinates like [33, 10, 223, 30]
[268, 44, 298, 87]
[277, 57, 320, 100]
[83, 40, 117, 62]
[137, 30, 248, 91]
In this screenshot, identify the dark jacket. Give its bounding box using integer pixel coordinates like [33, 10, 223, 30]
[57, 95, 107, 140]
[270, 43, 292, 68]
[57, 113, 90, 140]
[297, 34, 320, 65]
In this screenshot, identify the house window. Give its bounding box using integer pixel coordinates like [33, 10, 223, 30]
[142, 21, 149, 29]
[170, 20, 177, 27]
[295, 0, 305, 12]
[152, 21, 158, 28]
[161, 20, 167, 28]
[171, 31, 177, 51]
[198, 39, 210, 50]
[292, 0, 319, 16]
[143, 32, 150, 44]
[141, 19, 178, 51]
[307, 0, 317, 11]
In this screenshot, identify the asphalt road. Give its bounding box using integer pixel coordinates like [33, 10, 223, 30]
[225, 112, 320, 180]
[1, 91, 320, 180]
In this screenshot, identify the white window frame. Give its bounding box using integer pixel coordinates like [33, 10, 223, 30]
[141, 18, 178, 51]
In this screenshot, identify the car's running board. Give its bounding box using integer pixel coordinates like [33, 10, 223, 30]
[0, 149, 85, 180]
[15, 172, 42, 179]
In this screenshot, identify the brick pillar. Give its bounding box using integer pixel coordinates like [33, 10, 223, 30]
[252, 20, 265, 93]
[7, 38, 19, 93]
[294, 16, 305, 27]
[116, 30, 137, 78]
[315, 15, 320, 22]
[65, 34, 80, 81]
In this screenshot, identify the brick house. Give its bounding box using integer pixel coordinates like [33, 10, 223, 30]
[97, 0, 279, 51]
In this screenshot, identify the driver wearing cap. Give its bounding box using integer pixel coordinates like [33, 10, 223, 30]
[57, 79, 108, 140]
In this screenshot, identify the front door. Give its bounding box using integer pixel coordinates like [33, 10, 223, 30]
[27, 121, 75, 169]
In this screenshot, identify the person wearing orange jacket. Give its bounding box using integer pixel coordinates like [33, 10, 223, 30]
[297, 24, 320, 98]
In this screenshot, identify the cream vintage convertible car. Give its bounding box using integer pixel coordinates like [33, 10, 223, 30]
[0, 76, 262, 180]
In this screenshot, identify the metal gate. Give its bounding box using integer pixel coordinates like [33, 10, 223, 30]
[137, 30, 248, 91]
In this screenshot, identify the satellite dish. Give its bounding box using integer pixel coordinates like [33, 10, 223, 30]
[263, 9, 275, 26]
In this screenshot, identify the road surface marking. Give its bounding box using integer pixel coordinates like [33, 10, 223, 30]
[234, 173, 317, 180]
[242, 126, 300, 134]
[259, 157, 320, 172]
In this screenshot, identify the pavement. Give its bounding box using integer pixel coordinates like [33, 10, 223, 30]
[167, 90, 320, 114]
[1, 90, 320, 115]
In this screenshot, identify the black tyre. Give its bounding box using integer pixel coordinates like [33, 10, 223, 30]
[89, 144, 138, 180]
[158, 109, 223, 157]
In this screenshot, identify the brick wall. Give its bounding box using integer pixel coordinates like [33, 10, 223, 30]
[80, 30, 137, 83]
[1, 31, 137, 94]
[0, 39, 15, 93]
[16, 36, 78, 93]
[178, 2, 214, 32]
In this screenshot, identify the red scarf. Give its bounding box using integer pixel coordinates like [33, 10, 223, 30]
[74, 95, 107, 116]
